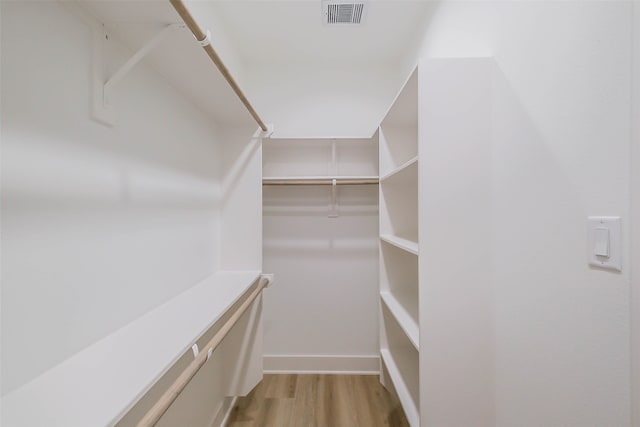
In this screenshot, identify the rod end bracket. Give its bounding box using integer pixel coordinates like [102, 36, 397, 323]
[260, 124, 275, 138]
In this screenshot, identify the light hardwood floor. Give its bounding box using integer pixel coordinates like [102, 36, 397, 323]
[226, 374, 410, 427]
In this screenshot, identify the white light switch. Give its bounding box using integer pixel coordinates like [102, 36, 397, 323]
[588, 217, 621, 271]
[593, 227, 610, 257]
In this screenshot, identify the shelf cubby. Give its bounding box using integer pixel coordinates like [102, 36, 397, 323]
[379, 69, 418, 177]
[380, 239, 419, 349]
[379, 159, 418, 245]
[380, 303, 420, 427]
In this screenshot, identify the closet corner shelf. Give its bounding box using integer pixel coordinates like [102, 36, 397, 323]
[380, 156, 418, 183]
[262, 176, 379, 186]
[1, 270, 262, 427]
[380, 292, 419, 350]
[380, 349, 420, 427]
[380, 235, 419, 255]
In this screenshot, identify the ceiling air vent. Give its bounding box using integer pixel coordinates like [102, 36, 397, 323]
[323, 1, 366, 25]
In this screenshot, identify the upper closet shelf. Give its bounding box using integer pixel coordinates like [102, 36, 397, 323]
[1, 271, 261, 427]
[263, 176, 379, 186]
[76, 1, 265, 130]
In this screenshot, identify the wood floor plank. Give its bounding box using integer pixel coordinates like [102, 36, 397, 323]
[290, 374, 322, 427]
[226, 374, 409, 427]
[264, 374, 298, 398]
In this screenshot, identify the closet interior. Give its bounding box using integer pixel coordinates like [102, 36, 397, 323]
[262, 137, 380, 374]
[2, 1, 637, 427]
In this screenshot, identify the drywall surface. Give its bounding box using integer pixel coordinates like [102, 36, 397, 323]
[262, 185, 379, 371]
[220, 128, 263, 271]
[419, 58, 496, 427]
[1, 1, 223, 395]
[632, 2, 640, 425]
[412, 2, 633, 426]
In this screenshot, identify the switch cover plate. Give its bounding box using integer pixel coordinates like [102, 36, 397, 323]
[588, 216, 621, 271]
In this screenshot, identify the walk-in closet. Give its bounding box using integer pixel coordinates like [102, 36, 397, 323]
[1, 1, 639, 426]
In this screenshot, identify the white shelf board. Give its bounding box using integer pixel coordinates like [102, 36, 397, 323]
[2, 270, 262, 427]
[380, 349, 420, 427]
[263, 175, 379, 181]
[380, 156, 418, 182]
[380, 235, 419, 256]
[380, 292, 419, 350]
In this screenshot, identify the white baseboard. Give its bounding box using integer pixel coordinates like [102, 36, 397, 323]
[211, 396, 237, 427]
[263, 355, 380, 374]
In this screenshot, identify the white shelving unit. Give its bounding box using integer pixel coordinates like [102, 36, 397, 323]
[378, 58, 495, 426]
[378, 67, 420, 426]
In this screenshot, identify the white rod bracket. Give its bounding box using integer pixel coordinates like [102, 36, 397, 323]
[328, 140, 339, 218]
[191, 343, 199, 358]
[260, 124, 275, 138]
[195, 29, 211, 47]
[329, 178, 339, 218]
[260, 273, 275, 288]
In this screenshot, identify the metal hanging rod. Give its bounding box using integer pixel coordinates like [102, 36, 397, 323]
[169, 0, 268, 132]
[136, 275, 271, 427]
[262, 178, 379, 186]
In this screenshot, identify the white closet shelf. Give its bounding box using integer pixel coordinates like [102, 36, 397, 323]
[263, 176, 379, 185]
[380, 292, 419, 350]
[380, 349, 420, 427]
[380, 156, 418, 182]
[380, 235, 419, 255]
[1, 270, 262, 427]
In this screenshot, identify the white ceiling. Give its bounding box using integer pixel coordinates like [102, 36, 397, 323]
[209, 1, 431, 67]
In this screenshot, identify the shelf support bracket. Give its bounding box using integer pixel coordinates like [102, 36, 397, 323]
[93, 23, 183, 126]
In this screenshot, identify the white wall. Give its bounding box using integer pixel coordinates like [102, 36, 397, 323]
[262, 187, 380, 371]
[632, 2, 640, 425]
[412, 1, 633, 425]
[220, 127, 264, 271]
[0, 1, 225, 396]
[419, 58, 496, 427]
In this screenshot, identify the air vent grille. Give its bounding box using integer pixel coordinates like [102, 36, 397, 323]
[324, 2, 365, 24]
